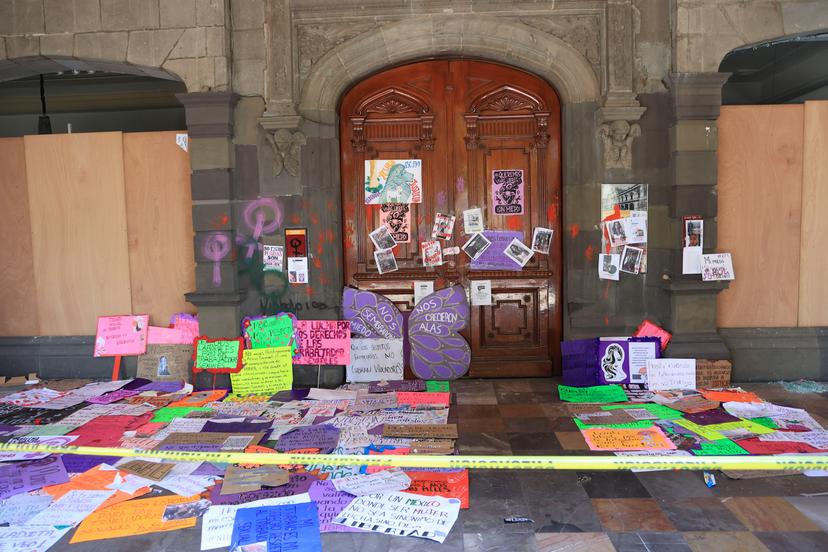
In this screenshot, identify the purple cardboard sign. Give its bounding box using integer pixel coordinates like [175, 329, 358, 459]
[561, 339, 601, 387]
[408, 285, 471, 380]
[275, 425, 340, 454]
[202, 420, 272, 434]
[210, 473, 319, 505]
[59, 454, 121, 474]
[597, 337, 661, 385]
[343, 288, 404, 340]
[271, 389, 309, 401]
[191, 462, 227, 477]
[85, 389, 140, 405]
[133, 381, 185, 394]
[0, 456, 69, 499]
[683, 410, 741, 425]
[470, 231, 524, 271]
[308, 480, 362, 533]
[492, 169, 524, 215]
[368, 380, 426, 393]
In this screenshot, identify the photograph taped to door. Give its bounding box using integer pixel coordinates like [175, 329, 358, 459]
[504, 238, 534, 268]
[374, 249, 399, 274]
[461, 232, 491, 261]
[364, 159, 422, 204]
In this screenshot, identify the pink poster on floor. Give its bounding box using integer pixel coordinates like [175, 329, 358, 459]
[94, 315, 149, 357]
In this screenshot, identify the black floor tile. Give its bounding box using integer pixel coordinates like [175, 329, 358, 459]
[754, 531, 828, 552]
[577, 471, 652, 499]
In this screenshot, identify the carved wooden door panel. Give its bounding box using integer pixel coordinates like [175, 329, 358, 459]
[340, 60, 562, 377]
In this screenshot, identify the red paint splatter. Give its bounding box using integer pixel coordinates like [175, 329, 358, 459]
[310, 213, 319, 225]
[291, 214, 301, 225]
[602, 281, 611, 300]
[569, 224, 580, 238]
[327, 199, 333, 211]
[584, 245, 595, 261]
[312, 257, 322, 269]
[306, 286, 314, 296]
[316, 243, 324, 257]
[506, 217, 523, 231]
[547, 204, 558, 224]
[320, 274, 330, 286]
[604, 314, 609, 326]
[326, 229, 334, 243]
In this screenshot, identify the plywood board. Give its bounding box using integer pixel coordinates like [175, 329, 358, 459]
[25, 133, 133, 335]
[123, 131, 195, 326]
[717, 105, 803, 328]
[799, 101, 828, 326]
[0, 138, 40, 335]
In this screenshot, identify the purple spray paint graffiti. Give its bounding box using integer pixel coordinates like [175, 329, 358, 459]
[408, 285, 471, 380]
[239, 198, 283, 261]
[456, 176, 465, 193]
[342, 288, 404, 340]
[202, 233, 231, 287]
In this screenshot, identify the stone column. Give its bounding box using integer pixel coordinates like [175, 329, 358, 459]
[176, 92, 247, 339]
[662, 73, 731, 359]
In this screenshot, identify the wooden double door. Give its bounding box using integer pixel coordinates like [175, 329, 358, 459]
[340, 60, 562, 377]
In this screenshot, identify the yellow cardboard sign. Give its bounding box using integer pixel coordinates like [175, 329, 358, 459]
[230, 346, 293, 396]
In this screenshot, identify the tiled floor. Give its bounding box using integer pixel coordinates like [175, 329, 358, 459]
[49, 378, 828, 551]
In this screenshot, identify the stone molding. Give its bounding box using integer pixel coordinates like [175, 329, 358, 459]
[176, 91, 240, 138]
[664, 72, 732, 121]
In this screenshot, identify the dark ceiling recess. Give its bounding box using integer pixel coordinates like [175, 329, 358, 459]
[720, 30, 828, 105]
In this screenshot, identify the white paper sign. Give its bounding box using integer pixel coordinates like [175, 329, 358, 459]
[333, 492, 461, 543]
[28, 490, 114, 526]
[645, 359, 696, 391]
[287, 257, 309, 283]
[332, 469, 412, 496]
[462, 208, 484, 234]
[0, 526, 70, 552]
[682, 246, 703, 275]
[598, 254, 620, 281]
[176, 133, 189, 152]
[701, 253, 734, 281]
[0, 494, 53, 525]
[262, 245, 284, 272]
[346, 339, 404, 383]
[200, 494, 311, 550]
[413, 281, 434, 305]
[759, 430, 828, 449]
[628, 341, 658, 384]
[470, 280, 492, 306]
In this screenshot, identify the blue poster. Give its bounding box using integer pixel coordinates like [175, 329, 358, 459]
[230, 502, 322, 551]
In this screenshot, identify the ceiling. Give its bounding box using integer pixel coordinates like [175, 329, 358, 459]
[720, 31, 828, 105]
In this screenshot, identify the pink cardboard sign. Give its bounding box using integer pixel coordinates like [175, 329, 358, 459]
[94, 315, 149, 357]
[294, 321, 351, 365]
[396, 392, 450, 408]
[147, 326, 190, 345]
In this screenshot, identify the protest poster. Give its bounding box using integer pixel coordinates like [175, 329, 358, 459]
[462, 208, 484, 234]
[333, 469, 412, 496]
[396, 392, 450, 408]
[230, 502, 322, 552]
[243, 314, 295, 350]
[601, 184, 648, 272]
[307, 481, 359, 533]
[598, 337, 660, 385]
[492, 169, 524, 215]
[645, 359, 697, 390]
[470, 231, 523, 271]
[380, 203, 411, 243]
[383, 424, 459, 439]
[333, 492, 460, 543]
[470, 280, 492, 306]
[414, 281, 434, 306]
[93, 315, 149, 357]
[27, 489, 115, 526]
[137, 344, 192, 382]
[275, 425, 340, 454]
[230, 347, 293, 396]
[531, 227, 554, 254]
[0, 527, 70, 551]
[431, 213, 456, 240]
[262, 245, 284, 271]
[210, 474, 319, 506]
[193, 338, 243, 373]
[364, 159, 422, 204]
[598, 254, 620, 281]
[421, 240, 443, 267]
[404, 470, 469, 508]
[0, 493, 53, 524]
[558, 384, 628, 403]
[294, 320, 350, 365]
[200, 494, 312, 550]
[582, 426, 676, 451]
[147, 326, 191, 345]
[374, 249, 399, 274]
[220, 466, 288, 494]
[695, 360, 732, 388]
[346, 339, 404, 382]
[701, 253, 735, 281]
[0, 456, 68, 500]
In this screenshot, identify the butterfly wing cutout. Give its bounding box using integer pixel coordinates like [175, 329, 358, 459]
[342, 287, 404, 340]
[407, 285, 471, 380]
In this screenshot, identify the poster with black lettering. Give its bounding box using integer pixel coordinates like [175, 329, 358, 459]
[492, 169, 524, 215]
[379, 204, 411, 243]
[294, 321, 351, 365]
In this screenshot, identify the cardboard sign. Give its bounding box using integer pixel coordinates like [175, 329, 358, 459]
[408, 285, 471, 380]
[244, 315, 295, 350]
[695, 360, 732, 388]
[364, 159, 423, 204]
[663, 394, 720, 414]
[342, 287, 404, 339]
[701, 253, 735, 281]
[597, 337, 661, 385]
[136, 344, 192, 382]
[558, 384, 628, 403]
[645, 358, 697, 390]
[353, 393, 397, 412]
[404, 470, 469, 509]
[346, 338, 404, 382]
[193, 338, 243, 373]
[220, 465, 288, 494]
[410, 440, 456, 455]
[294, 320, 351, 365]
[383, 424, 459, 439]
[157, 432, 264, 451]
[118, 460, 175, 481]
[94, 315, 149, 357]
[492, 169, 524, 215]
[231, 347, 293, 396]
[567, 406, 638, 426]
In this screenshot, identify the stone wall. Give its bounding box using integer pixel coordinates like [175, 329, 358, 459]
[674, 0, 828, 73]
[0, 0, 230, 92]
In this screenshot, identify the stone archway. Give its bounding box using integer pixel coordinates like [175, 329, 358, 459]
[298, 15, 602, 124]
[0, 56, 184, 86]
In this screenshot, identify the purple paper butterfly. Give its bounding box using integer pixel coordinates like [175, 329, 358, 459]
[342, 285, 471, 380]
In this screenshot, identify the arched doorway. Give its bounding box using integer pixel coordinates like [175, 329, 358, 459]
[339, 59, 562, 377]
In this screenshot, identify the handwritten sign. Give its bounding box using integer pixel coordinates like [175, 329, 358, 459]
[695, 360, 732, 388]
[243, 315, 295, 349]
[308, 480, 359, 533]
[0, 456, 68, 500]
[147, 326, 191, 345]
[230, 502, 322, 551]
[294, 320, 351, 365]
[347, 338, 404, 382]
[333, 469, 412, 496]
[558, 385, 628, 403]
[396, 392, 450, 408]
[383, 424, 458, 439]
[582, 427, 677, 451]
[404, 470, 469, 508]
[701, 253, 735, 281]
[137, 344, 192, 381]
[645, 359, 697, 390]
[193, 338, 243, 372]
[275, 425, 340, 454]
[200, 495, 312, 550]
[94, 315, 149, 357]
[230, 347, 293, 396]
[353, 393, 397, 412]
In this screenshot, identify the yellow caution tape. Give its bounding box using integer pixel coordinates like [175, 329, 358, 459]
[1, 442, 826, 471]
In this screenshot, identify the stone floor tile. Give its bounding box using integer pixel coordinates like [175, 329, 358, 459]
[531, 497, 604, 533]
[635, 471, 713, 499]
[507, 431, 560, 453]
[461, 497, 535, 535]
[555, 431, 590, 450]
[503, 416, 555, 433]
[785, 497, 828, 531]
[463, 532, 537, 552]
[458, 417, 506, 432]
[456, 392, 499, 405]
[456, 432, 512, 455]
[322, 532, 392, 552]
[578, 471, 652, 499]
[592, 498, 675, 532]
[657, 497, 747, 531]
[722, 496, 822, 532]
[456, 404, 501, 418]
[498, 403, 547, 417]
[493, 379, 535, 393]
[495, 391, 544, 404]
[534, 532, 615, 552]
[682, 531, 771, 552]
[754, 531, 828, 552]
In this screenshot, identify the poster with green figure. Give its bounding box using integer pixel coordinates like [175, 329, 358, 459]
[364, 159, 422, 204]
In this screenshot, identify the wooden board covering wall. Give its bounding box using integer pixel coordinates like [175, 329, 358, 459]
[799, 101, 828, 326]
[717, 105, 804, 328]
[24, 133, 133, 335]
[123, 131, 195, 326]
[0, 138, 40, 336]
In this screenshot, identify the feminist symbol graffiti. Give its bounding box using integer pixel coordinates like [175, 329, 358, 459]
[202, 233, 231, 287]
[241, 198, 283, 260]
